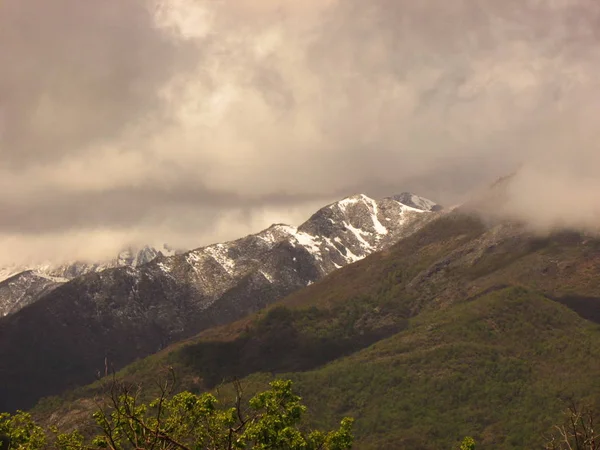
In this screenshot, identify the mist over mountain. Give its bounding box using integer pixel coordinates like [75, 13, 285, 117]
[0, 244, 182, 317]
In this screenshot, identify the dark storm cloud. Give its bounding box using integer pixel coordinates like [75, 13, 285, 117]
[0, 0, 196, 166]
[0, 185, 338, 233]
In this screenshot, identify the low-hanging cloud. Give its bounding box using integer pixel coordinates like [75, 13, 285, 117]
[1, 0, 600, 265]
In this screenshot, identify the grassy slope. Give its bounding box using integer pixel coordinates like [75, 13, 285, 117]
[289, 287, 600, 449]
[33, 213, 600, 448]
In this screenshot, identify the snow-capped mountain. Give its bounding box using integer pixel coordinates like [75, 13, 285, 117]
[0, 245, 178, 317]
[47, 244, 178, 280]
[0, 271, 66, 318]
[0, 192, 441, 412]
[145, 192, 439, 311]
[0, 244, 178, 283]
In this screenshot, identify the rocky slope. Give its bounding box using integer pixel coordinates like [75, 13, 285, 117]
[0, 192, 440, 412]
[0, 271, 66, 318]
[0, 245, 178, 317]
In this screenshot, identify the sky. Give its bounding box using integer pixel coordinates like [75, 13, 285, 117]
[1, 0, 600, 265]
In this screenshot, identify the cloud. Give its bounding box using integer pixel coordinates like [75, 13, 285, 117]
[1, 0, 600, 265]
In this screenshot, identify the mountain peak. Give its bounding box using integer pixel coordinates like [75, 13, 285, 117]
[327, 192, 441, 214]
[0, 192, 441, 321]
[0, 189, 443, 411]
[388, 192, 442, 212]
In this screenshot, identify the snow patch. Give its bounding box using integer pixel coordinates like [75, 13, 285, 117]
[336, 196, 360, 212]
[33, 272, 69, 283]
[275, 224, 296, 235]
[290, 229, 323, 260]
[186, 252, 202, 264]
[260, 270, 274, 283]
[343, 246, 363, 263]
[323, 237, 347, 259]
[410, 194, 437, 211]
[396, 201, 425, 214]
[205, 244, 236, 275]
[343, 221, 374, 251]
[0, 267, 23, 283]
[259, 224, 297, 246]
[324, 235, 363, 263]
[156, 262, 172, 273]
[366, 198, 388, 236]
[0, 244, 183, 286]
[258, 231, 277, 245]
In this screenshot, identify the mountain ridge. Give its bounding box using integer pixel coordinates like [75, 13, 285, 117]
[0, 244, 181, 317]
[0, 191, 441, 412]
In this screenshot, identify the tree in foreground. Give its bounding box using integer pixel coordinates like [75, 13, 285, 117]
[0, 410, 46, 450]
[459, 436, 476, 450]
[544, 402, 599, 450]
[1, 379, 353, 450]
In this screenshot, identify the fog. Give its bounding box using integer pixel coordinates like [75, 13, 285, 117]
[1, 0, 600, 265]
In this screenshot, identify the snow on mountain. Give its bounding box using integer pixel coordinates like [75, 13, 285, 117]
[116, 245, 177, 268]
[0, 193, 440, 319]
[0, 267, 24, 284]
[0, 271, 65, 318]
[0, 192, 442, 411]
[73, 191, 441, 319]
[390, 193, 442, 212]
[0, 244, 180, 317]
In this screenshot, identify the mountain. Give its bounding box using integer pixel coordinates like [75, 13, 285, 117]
[0, 244, 179, 285]
[0, 271, 66, 318]
[0, 192, 441, 412]
[33, 210, 600, 449]
[0, 244, 178, 317]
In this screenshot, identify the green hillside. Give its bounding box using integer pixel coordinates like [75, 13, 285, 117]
[32, 212, 600, 448]
[289, 287, 600, 449]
